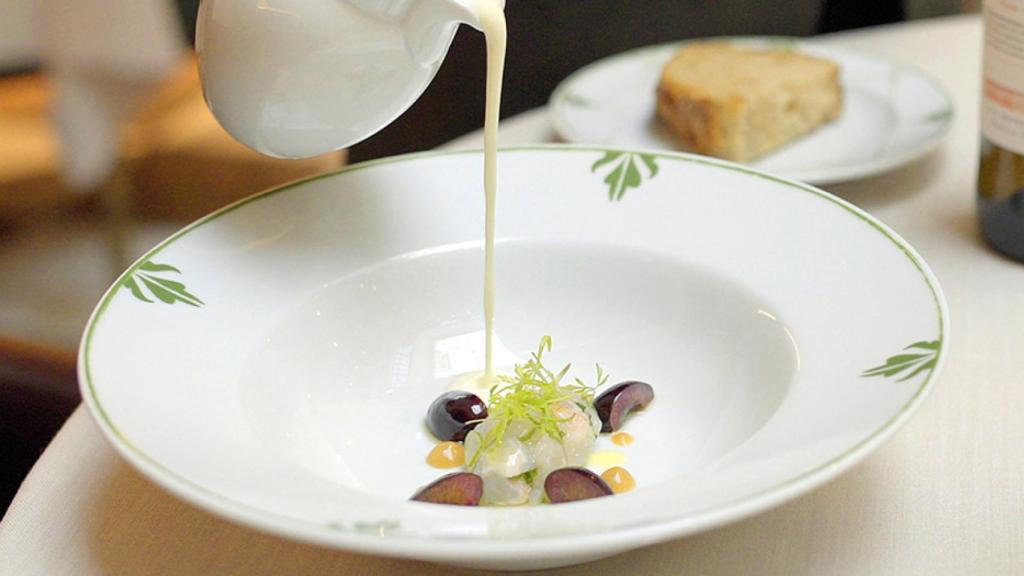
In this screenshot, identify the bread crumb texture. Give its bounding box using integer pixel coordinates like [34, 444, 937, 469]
[656, 42, 843, 162]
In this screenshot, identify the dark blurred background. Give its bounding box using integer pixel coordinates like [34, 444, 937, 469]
[0, 0, 971, 516]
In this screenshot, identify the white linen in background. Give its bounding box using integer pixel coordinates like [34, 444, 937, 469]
[39, 0, 184, 190]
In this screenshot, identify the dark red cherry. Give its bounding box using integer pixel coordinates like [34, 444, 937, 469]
[426, 391, 488, 442]
[594, 381, 654, 433]
[544, 468, 613, 503]
[411, 472, 483, 506]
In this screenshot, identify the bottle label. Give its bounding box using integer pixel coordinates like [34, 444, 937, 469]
[983, 0, 1024, 153]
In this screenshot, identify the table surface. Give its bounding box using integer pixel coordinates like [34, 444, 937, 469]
[2, 14, 1022, 576]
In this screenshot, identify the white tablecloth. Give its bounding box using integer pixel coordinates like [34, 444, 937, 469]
[2, 14, 1022, 575]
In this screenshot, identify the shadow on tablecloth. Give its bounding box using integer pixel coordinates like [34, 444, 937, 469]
[823, 148, 946, 209]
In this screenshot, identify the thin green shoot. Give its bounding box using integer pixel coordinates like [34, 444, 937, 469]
[468, 336, 603, 469]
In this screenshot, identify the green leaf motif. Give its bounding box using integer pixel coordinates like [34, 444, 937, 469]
[139, 261, 182, 274]
[755, 38, 800, 52]
[561, 92, 594, 108]
[327, 520, 401, 535]
[123, 261, 204, 307]
[591, 152, 660, 201]
[862, 340, 940, 382]
[924, 109, 953, 123]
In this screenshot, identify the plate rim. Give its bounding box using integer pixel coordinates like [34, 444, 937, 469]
[78, 144, 950, 562]
[548, 36, 956, 185]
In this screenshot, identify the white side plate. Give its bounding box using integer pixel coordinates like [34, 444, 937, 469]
[550, 38, 954, 184]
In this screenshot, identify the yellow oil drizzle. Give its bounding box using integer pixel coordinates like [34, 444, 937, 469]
[587, 450, 626, 469]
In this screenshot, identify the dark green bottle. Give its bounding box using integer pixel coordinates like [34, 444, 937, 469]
[978, 137, 1024, 261]
[979, 0, 1024, 262]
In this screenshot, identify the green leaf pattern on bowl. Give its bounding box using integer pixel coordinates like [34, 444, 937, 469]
[328, 519, 402, 535]
[124, 261, 204, 307]
[560, 92, 594, 108]
[591, 151, 660, 201]
[862, 340, 941, 382]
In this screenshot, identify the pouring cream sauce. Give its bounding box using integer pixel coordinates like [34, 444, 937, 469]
[475, 0, 506, 383]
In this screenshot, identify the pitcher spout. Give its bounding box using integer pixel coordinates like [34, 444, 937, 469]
[403, 0, 503, 65]
[439, 0, 505, 31]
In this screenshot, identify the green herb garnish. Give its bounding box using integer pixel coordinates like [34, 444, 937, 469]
[468, 336, 607, 469]
[514, 469, 539, 485]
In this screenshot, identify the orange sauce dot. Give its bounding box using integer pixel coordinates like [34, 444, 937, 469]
[611, 432, 634, 446]
[601, 466, 636, 493]
[426, 441, 465, 469]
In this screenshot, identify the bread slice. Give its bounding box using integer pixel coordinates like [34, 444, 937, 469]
[656, 42, 842, 162]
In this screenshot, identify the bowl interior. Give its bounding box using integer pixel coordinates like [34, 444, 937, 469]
[241, 240, 797, 498]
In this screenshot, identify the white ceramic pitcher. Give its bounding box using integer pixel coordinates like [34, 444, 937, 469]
[196, 0, 493, 158]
